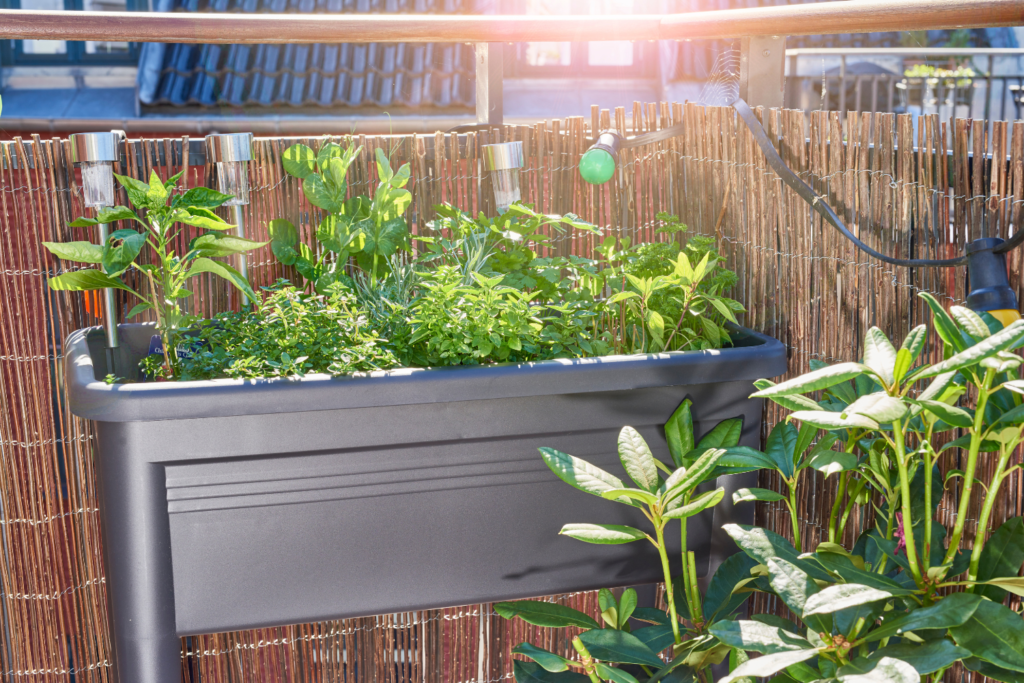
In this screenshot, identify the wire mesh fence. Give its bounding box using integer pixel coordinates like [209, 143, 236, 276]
[0, 102, 1021, 682]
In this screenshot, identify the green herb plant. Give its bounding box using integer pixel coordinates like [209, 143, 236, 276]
[43, 170, 263, 375]
[270, 142, 412, 293]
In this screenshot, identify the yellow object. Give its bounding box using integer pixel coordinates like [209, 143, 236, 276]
[988, 309, 1022, 327]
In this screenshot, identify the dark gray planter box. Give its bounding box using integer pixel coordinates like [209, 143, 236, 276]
[65, 322, 786, 683]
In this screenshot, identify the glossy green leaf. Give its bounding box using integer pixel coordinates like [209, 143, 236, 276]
[964, 657, 1024, 683]
[539, 447, 626, 497]
[807, 448, 857, 476]
[282, 144, 317, 179]
[859, 639, 969, 674]
[863, 327, 897, 386]
[48, 269, 135, 294]
[176, 212, 234, 232]
[709, 620, 812, 654]
[723, 524, 831, 581]
[631, 625, 675, 656]
[951, 305, 992, 341]
[750, 362, 869, 398]
[842, 392, 907, 423]
[900, 324, 928, 362]
[927, 599, 1024, 668]
[913, 399, 974, 428]
[976, 517, 1024, 601]
[618, 426, 660, 493]
[512, 643, 571, 672]
[695, 418, 743, 450]
[753, 379, 822, 412]
[102, 230, 146, 275]
[765, 422, 798, 479]
[664, 448, 725, 502]
[980, 577, 1024, 597]
[718, 648, 822, 683]
[42, 240, 103, 264]
[802, 584, 893, 617]
[664, 399, 694, 467]
[732, 487, 786, 504]
[560, 523, 647, 545]
[705, 551, 758, 622]
[601, 488, 658, 506]
[663, 487, 724, 519]
[577, 629, 666, 668]
[919, 291, 968, 353]
[912, 320, 1024, 380]
[632, 608, 670, 626]
[618, 588, 637, 628]
[96, 205, 142, 224]
[184, 257, 257, 303]
[268, 219, 300, 266]
[174, 186, 233, 209]
[494, 601, 600, 629]
[788, 410, 879, 431]
[766, 558, 820, 618]
[303, 173, 346, 213]
[512, 660, 589, 683]
[864, 593, 983, 647]
[190, 234, 268, 258]
[595, 663, 640, 683]
[126, 302, 152, 318]
[837, 656, 918, 683]
[114, 172, 152, 209]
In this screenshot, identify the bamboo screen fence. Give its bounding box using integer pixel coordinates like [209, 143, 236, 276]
[1, 102, 1022, 683]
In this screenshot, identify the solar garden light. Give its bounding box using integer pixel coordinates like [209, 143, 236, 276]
[483, 141, 524, 213]
[579, 99, 1022, 323]
[205, 133, 254, 280]
[70, 131, 121, 368]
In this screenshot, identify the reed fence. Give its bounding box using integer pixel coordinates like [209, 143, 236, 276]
[1, 101, 1022, 683]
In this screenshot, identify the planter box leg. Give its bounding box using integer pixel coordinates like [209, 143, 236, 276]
[96, 424, 180, 683]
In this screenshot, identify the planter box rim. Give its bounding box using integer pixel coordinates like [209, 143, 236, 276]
[66, 323, 786, 423]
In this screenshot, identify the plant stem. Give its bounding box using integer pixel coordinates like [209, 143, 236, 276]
[967, 442, 1014, 586]
[943, 371, 994, 566]
[571, 638, 603, 683]
[787, 478, 803, 552]
[892, 420, 923, 587]
[656, 522, 682, 645]
[921, 436, 934, 575]
[828, 472, 849, 544]
[662, 286, 697, 352]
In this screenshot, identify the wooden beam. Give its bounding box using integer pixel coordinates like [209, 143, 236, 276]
[660, 0, 1024, 40]
[0, 0, 1019, 44]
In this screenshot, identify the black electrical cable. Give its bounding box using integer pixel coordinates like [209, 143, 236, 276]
[730, 98, 969, 267]
[585, 100, 1024, 266]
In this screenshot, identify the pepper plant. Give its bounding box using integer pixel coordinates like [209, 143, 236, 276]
[43, 170, 262, 374]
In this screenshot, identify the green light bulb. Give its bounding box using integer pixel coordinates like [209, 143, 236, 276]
[579, 148, 616, 185]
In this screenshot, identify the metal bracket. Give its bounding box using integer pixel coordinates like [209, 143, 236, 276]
[475, 43, 503, 127]
[739, 35, 787, 109]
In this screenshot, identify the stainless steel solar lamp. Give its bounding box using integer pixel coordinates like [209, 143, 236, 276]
[482, 141, 524, 213]
[205, 133, 254, 280]
[70, 131, 121, 366]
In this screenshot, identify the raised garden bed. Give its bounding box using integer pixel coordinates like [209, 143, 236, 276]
[66, 321, 785, 683]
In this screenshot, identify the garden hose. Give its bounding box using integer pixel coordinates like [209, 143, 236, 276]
[578, 98, 1022, 321]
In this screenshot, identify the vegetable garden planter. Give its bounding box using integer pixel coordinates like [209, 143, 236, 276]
[65, 322, 785, 683]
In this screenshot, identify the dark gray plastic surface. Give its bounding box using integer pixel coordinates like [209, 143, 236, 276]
[66, 322, 786, 683]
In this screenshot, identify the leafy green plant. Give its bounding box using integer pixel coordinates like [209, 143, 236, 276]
[270, 142, 412, 292]
[714, 293, 1024, 682]
[175, 281, 397, 380]
[497, 402, 767, 683]
[43, 170, 263, 374]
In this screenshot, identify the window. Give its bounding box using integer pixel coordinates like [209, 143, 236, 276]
[2, 0, 143, 66]
[510, 0, 656, 78]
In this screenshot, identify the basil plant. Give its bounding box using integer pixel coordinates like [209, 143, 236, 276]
[44, 170, 263, 376]
[270, 142, 412, 292]
[712, 292, 1024, 683]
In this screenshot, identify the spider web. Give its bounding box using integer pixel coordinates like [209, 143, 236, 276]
[696, 43, 742, 107]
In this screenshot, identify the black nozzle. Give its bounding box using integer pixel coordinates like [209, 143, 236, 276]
[966, 237, 1018, 312]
